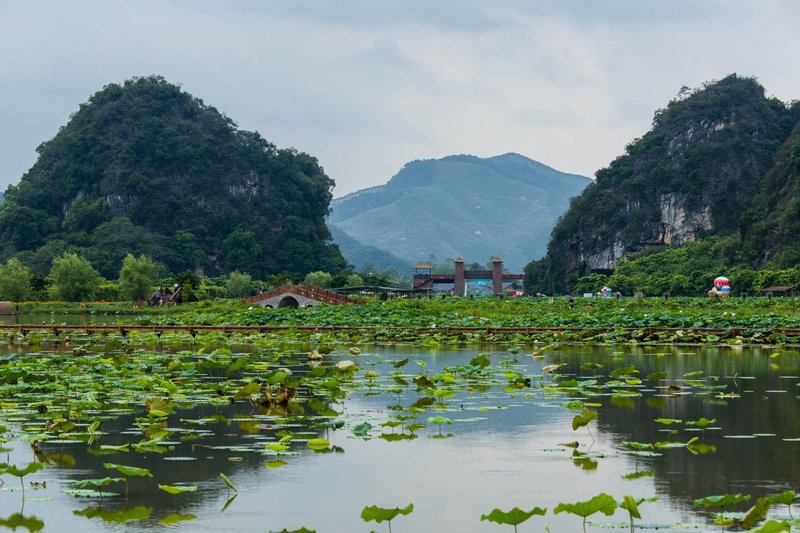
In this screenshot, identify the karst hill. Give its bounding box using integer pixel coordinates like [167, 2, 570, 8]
[0, 76, 346, 278]
[526, 74, 800, 292]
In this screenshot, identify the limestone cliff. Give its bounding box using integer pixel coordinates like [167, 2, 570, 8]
[526, 74, 799, 292]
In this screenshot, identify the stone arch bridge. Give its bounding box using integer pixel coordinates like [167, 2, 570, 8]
[241, 284, 355, 308]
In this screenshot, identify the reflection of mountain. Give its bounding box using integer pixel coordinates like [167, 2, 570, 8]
[553, 345, 800, 510]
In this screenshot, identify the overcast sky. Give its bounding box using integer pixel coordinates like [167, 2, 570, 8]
[1, 0, 799, 197]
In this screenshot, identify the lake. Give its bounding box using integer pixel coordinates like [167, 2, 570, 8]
[0, 341, 797, 532]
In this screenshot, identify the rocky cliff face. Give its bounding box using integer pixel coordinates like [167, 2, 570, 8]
[656, 193, 712, 246]
[527, 74, 798, 291]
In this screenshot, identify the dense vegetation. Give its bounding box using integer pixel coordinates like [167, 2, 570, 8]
[527, 75, 800, 294]
[570, 237, 800, 297]
[121, 296, 800, 346]
[0, 76, 346, 280]
[330, 153, 590, 271]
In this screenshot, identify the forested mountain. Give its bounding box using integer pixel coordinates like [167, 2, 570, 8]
[526, 74, 800, 293]
[0, 76, 346, 278]
[329, 153, 590, 271]
[329, 225, 412, 275]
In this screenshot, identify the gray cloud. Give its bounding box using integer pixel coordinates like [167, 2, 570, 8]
[1, 0, 799, 196]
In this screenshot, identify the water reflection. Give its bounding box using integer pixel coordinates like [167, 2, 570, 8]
[0, 343, 796, 532]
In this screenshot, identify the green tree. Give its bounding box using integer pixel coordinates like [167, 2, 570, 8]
[304, 271, 333, 287]
[174, 270, 201, 302]
[345, 273, 364, 287]
[118, 254, 158, 301]
[226, 271, 254, 298]
[0, 258, 33, 310]
[48, 253, 103, 301]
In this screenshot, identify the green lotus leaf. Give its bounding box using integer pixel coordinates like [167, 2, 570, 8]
[219, 472, 238, 493]
[306, 438, 330, 450]
[98, 443, 130, 452]
[572, 409, 598, 431]
[563, 400, 585, 411]
[619, 495, 641, 519]
[693, 493, 751, 508]
[72, 477, 123, 489]
[767, 490, 796, 505]
[622, 471, 654, 480]
[622, 441, 653, 450]
[3, 462, 44, 478]
[158, 484, 198, 495]
[554, 493, 617, 518]
[352, 422, 373, 437]
[610, 366, 639, 378]
[469, 354, 491, 368]
[686, 417, 716, 428]
[360, 503, 414, 524]
[740, 496, 771, 530]
[480, 506, 547, 526]
[753, 519, 791, 532]
[102, 463, 153, 478]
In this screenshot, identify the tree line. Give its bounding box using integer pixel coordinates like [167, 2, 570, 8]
[0, 252, 406, 304]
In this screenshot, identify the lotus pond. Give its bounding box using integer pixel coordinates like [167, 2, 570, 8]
[0, 331, 798, 532]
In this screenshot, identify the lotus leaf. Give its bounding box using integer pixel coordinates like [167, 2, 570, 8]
[102, 463, 153, 478]
[554, 492, 617, 518]
[219, 472, 238, 493]
[741, 496, 771, 530]
[480, 506, 547, 529]
[360, 503, 414, 523]
[572, 409, 597, 431]
[306, 438, 330, 450]
[753, 520, 791, 532]
[158, 484, 198, 495]
[693, 493, 751, 508]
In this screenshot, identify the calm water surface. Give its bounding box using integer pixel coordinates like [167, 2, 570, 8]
[0, 343, 797, 532]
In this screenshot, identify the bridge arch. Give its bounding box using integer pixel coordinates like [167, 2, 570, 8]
[278, 296, 299, 309]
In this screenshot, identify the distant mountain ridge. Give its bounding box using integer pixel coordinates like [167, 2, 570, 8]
[329, 153, 591, 271]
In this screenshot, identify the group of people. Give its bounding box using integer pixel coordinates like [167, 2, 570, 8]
[149, 284, 182, 306]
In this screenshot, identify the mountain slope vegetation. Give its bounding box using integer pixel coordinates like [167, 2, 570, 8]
[0, 75, 346, 278]
[329, 153, 590, 271]
[526, 74, 800, 293]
